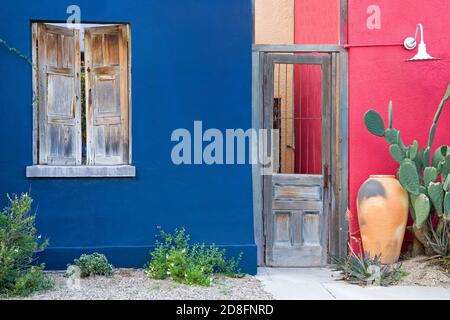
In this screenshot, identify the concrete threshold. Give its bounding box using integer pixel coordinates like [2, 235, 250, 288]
[256, 267, 450, 300]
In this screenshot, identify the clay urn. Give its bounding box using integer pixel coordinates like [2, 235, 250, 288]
[357, 175, 409, 264]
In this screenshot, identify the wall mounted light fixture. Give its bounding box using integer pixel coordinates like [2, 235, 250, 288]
[404, 23, 439, 61]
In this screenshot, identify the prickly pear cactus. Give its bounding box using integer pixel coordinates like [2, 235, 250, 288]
[363, 84, 450, 255]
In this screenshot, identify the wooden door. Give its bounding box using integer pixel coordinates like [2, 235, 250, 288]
[263, 54, 331, 266]
[36, 24, 81, 165]
[84, 25, 130, 165]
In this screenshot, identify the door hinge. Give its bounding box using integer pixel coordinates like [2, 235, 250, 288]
[324, 164, 329, 189]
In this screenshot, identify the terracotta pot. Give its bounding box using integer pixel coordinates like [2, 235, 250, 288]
[357, 175, 409, 264]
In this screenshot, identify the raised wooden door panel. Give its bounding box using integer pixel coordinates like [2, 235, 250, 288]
[36, 24, 81, 165]
[266, 174, 325, 266]
[263, 53, 331, 267]
[85, 25, 130, 165]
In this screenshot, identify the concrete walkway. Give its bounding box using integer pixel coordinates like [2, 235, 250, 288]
[256, 267, 450, 300]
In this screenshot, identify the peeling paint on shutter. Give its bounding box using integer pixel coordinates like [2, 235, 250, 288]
[85, 25, 130, 165]
[36, 24, 82, 165]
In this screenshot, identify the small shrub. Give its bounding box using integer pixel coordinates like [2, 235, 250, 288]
[11, 266, 54, 297]
[0, 193, 53, 297]
[145, 228, 244, 286]
[71, 253, 114, 278]
[332, 249, 408, 287]
[427, 222, 449, 257]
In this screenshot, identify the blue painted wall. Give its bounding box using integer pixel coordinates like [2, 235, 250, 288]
[0, 0, 256, 274]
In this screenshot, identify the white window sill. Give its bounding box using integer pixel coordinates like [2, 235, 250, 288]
[26, 165, 136, 178]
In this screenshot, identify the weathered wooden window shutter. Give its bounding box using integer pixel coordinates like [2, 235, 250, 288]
[36, 24, 82, 165]
[84, 25, 130, 165]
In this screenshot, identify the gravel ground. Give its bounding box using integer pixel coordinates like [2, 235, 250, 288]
[400, 256, 450, 288]
[8, 269, 273, 300]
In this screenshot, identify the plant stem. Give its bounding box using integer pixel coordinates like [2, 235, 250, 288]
[0, 38, 33, 66]
[427, 96, 447, 150]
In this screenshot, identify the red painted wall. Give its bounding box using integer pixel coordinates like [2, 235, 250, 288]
[294, 64, 323, 174]
[347, 0, 450, 251]
[294, 0, 339, 174]
[294, 0, 339, 44]
[295, 0, 450, 252]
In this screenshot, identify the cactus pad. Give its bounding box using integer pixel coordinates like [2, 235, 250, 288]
[414, 149, 424, 176]
[444, 175, 450, 192]
[444, 192, 450, 215]
[389, 144, 405, 163]
[385, 128, 400, 145]
[441, 154, 450, 179]
[409, 140, 419, 160]
[364, 110, 385, 137]
[432, 145, 448, 168]
[388, 101, 393, 129]
[428, 182, 444, 215]
[399, 160, 420, 195]
[424, 167, 438, 187]
[428, 124, 436, 149]
[414, 194, 431, 228]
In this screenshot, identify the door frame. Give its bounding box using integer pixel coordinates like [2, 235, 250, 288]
[263, 53, 331, 267]
[252, 45, 349, 266]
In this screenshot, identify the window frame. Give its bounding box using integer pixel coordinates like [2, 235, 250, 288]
[27, 22, 135, 178]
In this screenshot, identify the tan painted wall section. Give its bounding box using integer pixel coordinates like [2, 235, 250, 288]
[255, 0, 295, 173]
[254, 0, 294, 44]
